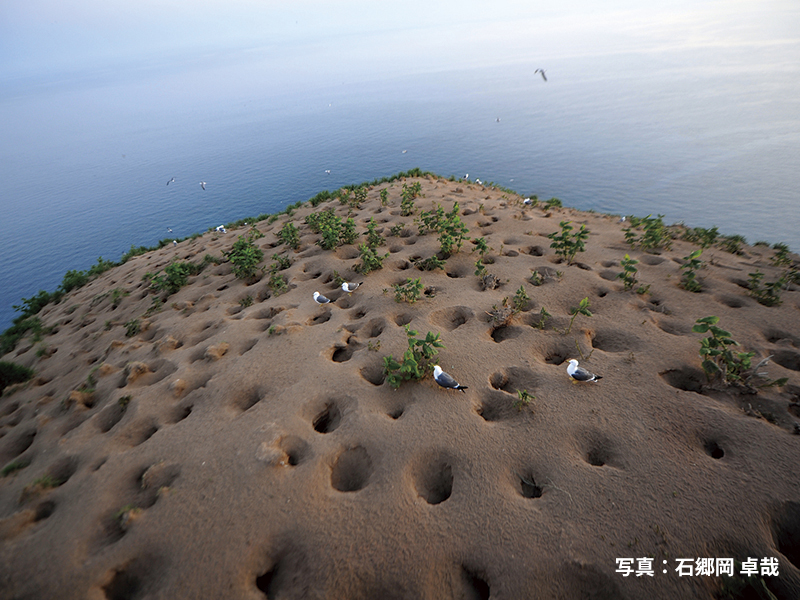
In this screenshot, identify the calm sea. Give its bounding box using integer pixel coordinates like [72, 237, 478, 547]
[1, 43, 799, 332]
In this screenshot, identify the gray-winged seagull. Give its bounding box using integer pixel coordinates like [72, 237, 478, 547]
[567, 359, 602, 382]
[341, 282, 363, 294]
[433, 365, 468, 393]
[313, 291, 331, 304]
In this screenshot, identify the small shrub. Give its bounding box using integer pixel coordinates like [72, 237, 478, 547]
[111, 288, 129, 308]
[1, 458, 31, 477]
[548, 221, 589, 265]
[355, 244, 389, 274]
[529, 270, 544, 286]
[124, 319, 141, 338]
[512, 285, 530, 312]
[693, 316, 755, 385]
[771, 243, 792, 268]
[544, 198, 562, 210]
[533, 307, 550, 330]
[278, 222, 300, 250]
[382, 326, 444, 389]
[226, 229, 265, 280]
[400, 182, 422, 216]
[513, 389, 535, 411]
[340, 217, 359, 245]
[146, 260, 201, 295]
[239, 295, 254, 308]
[720, 234, 746, 255]
[365, 217, 385, 249]
[393, 278, 423, 303]
[411, 255, 445, 271]
[624, 214, 672, 252]
[563, 297, 591, 335]
[747, 271, 783, 307]
[379, 188, 389, 205]
[617, 254, 639, 290]
[680, 249, 703, 292]
[267, 272, 288, 296]
[389, 224, 404, 237]
[271, 254, 291, 271]
[0, 361, 35, 393]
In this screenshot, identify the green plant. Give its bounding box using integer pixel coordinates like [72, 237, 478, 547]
[544, 197, 562, 209]
[1, 458, 31, 477]
[693, 316, 755, 384]
[720, 234, 746, 255]
[239, 295, 254, 308]
[226, 229, 265, 280]
[118, 395, 132, 408]
[547, 221, 589, 265]
[331, 270, 347, 286]
[474, 259, 488, 278]
[747, 271, 784, 307]
[379, 188, 389, 206]
[267, 325, 279, 336]
[365, 217, 385, 249]
[512, 285, 530, 312]
[771, 242, 792, 267]
[124, 319, 141, 337]
[271, 254, 291, 271]
[624, 214, 672, 252]
[278, 222, 301, 250]
[111, 287, 129, 308]
[680, 249, 703, 292]
[146, 260, 202, 295]
[388, 224, 404, 237]
[683, 226, 719, 249]
[0, 361, 35, 393]
[617, 254, 639, 290]
[382, 326, 444, 389]
[267, 271, 288, 296]
[400, 182, 422, 216]
[563, 297, 591, 335]
[355, 244, 389, 274]
[533, 307, 550, 330]
[393, 278, 423, 303]
[413, 255, 446, 271]
[437, 203, 469, 256]
[529, 270, 544, 286]
[340, 217, 359, 245]
[367, 340, 381, 352]
[513, 389, 535, 411]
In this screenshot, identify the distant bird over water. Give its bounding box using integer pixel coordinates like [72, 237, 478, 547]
[535, 68, 547, 82]
[433, 366, 468, 393]
[167, 177, 175, 185]
[199, 181, 206, 190]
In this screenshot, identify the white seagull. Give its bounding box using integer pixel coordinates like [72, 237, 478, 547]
[523, 198, 533, 205]
[567, 359, 602, 382]
[341, 282, 363, 294]
[167, 177, 175, 185]
[535, 68, 547, 82]
[172, 240, 177, 247]
[433, 365, 468, 393]
[215, 225, 227, 233]
[313, 291, 331, 304]
[199, 181, 206, 190]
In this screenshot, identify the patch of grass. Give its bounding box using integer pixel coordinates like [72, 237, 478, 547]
[124, 319, 141, 338]
[720, 234, 746, 255]
[2, 458, 31, 477]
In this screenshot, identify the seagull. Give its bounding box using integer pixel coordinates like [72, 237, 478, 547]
[402, 150, 408, 154]
[523, 198, 533, 205]
[618, 216, 627, 223]
[567, 359, 602, 383]
[433, 365, 468, 393]
[313, 291, 331, 304]
[172, 240, 177, 247]
[199, 181, 206, 190]
[325, 170, 331, 175]
[167, 177, 175, 185]
[476, 178, 483, 185]
[215, 225, 227, 233]
[167, 227, 173, 233]
[341, 282, 363, 294]
[535, 68, 547, 82]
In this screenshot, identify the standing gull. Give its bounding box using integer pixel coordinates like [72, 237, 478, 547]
[433, 366, 468, 393]
[341, 282, 363, 294]
[567, 359, 602, 382]
[534, 68, 548, 82]
[313, 291, 331, 305]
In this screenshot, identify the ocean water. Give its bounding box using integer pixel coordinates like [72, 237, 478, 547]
[1, 37, 799, 332]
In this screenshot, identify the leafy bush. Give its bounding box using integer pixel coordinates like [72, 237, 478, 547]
[355, 244, 389, 275]
[278, 222, 300, 250]
[146, 260, 202, 295]
[624, 214, 672, 252]
[747, 271, 784, 307]
[682, 226, 718, 249]
[617, 254, 639, 290]
[393, 278, 423, 303]
[400, 182, 422, 216]
[340, 217, 359, 245]
[382, 326, 444, 389]
[379, 188, 389, 205]
[413, 255, 446, 271]
[365, 217, 385, 249]
[547, 221, 589, 265]
[512, 285, 530, 312]
[544, 198, 562, 209]
[680, 249, 703, 292]
[693, 316, 756, 385]
[226, 229, 265, 280]
[0, 361, 35, 393]
[720, 234, 746, 255]
[124, 319, 141, 337]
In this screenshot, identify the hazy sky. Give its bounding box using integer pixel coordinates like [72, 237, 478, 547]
[3, 0, 797, 88]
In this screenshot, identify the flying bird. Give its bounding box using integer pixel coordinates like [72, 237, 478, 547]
[567, 359, 602, 383]
[433, 365, 468, 393]
[167, 177, 175, 185]
[341, 282, 363, 294]
[313, 291, 331, 304]
[535, 68, 547, 82]
[199, 181, 206, 190]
